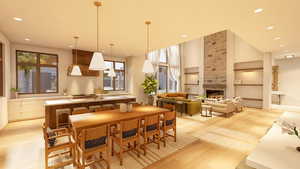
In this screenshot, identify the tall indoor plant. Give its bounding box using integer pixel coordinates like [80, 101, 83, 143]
[141, 75, 158, 105]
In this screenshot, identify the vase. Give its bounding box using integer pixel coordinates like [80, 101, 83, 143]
[15, 92, 19, 99]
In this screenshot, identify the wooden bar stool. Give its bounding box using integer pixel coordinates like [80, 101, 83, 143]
[77, 125, 110, 169]
[42, 123, 75, 169]
[111, 118, 141, 165]
[161, 111, 177, 147]
[140, 114, 161, 155]
[56, 108, 71, 128]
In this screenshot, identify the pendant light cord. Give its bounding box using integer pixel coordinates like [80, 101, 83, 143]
[145, 21, 151, 59]
[74, 36, 79, 65]
[97, 4, 99, 52]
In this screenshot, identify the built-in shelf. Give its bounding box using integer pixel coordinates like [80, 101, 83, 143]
[184, 84, 199, 85]
[242, 97, 263, 101]
[234, 84, 263, 86]
[184, 72, 199, 75]
[234, 67, 263, 72]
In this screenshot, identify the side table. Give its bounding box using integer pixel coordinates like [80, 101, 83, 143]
[201, 104, 212, 117]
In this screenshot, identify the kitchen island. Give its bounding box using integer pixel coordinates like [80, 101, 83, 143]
[45, 95, 136, 128]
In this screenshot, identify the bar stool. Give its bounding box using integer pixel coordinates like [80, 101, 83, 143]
[88, 105, 102, 112]
[56, 108, 71, 128]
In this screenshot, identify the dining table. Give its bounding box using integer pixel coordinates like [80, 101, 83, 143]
[69, 105, 170, 166]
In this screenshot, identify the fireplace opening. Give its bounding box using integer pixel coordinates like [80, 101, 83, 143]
[206, 89, 225, 99]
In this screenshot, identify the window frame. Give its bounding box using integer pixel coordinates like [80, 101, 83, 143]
[16, 50, 59, 94]
[103, 60, 126, 91]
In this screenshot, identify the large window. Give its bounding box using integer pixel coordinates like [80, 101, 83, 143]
[16, 50, 58, 94]
[103, 60, 125, 91]
[150, 46, 180, 93]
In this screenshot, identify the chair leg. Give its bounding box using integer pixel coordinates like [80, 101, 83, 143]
[111, 139, 114, 156]
[106, 149, 111, 169]
[174, 128, 177, 142]
[157, 135, 160, 150]
[143, 136, 147, 155]
[135, 140, 140, 157]
[163, 130, 167, 147]
[45, 151, 48, 169]
[120, 145, 123, 165]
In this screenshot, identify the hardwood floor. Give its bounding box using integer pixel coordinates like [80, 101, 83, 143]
[0, 108, 283, 169]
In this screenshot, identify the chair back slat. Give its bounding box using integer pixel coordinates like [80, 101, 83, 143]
[145, 115, 159, 126]
[85, 125, 107, 140]
[121, 119, 139, 131]
[72, 109, 89, 115]
[164, 111, 176, 121]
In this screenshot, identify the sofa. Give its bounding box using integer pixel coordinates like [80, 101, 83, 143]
[157, 92, 202, 116]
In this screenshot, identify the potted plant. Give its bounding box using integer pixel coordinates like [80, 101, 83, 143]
[10, 88, 20, 99]
[196, 94, 206, 103]
[141, 75, 158, 105]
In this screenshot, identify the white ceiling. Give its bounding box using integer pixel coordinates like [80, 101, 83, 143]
[0, 0, 299, 57]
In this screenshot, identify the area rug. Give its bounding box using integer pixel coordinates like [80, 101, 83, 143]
[48, 127, 198, 169]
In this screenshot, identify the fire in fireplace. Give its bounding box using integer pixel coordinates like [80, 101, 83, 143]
[205, 89, 225, 99]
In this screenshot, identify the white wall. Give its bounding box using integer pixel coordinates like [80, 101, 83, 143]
[10, 43, 127, 96]
[181, 38, 205, 95]
[234, 35, 263, 63]
[275, 58, 300, 106]
[127, 55, 146, 103]
[0, 32, 11, 129]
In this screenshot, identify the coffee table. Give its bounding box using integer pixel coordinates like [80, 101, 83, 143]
[201, 104, 212, 117]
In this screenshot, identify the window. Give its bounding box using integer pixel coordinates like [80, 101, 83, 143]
[158, 66, 168, 93]
[16, 50, 58, 94]
[154, 45, 180, 93]
[0, 43, 3, 96]
[103, 60, 125, 91]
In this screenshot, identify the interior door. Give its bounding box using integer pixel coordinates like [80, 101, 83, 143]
[0, 43, 3, 96]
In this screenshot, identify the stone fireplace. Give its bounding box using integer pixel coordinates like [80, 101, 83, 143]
[203, 30, 227, 99]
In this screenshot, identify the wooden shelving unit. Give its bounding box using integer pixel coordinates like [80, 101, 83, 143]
[234, 84, 263, 86]
[234, 60, 264, 108]
[183, 67, 201, 97]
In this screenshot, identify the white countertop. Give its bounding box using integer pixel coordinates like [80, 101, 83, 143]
[246, 112, 300, 169]
[44, 95, 136, 106]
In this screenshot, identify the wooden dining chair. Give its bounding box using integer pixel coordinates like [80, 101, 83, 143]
[161, 111, 177, 147]
[111, 118, 140, 165]
[140, 114, 161, 155]
[72, 108, 90, 115]
[42, 123, 75, 169]
[77, 125, 110, 169]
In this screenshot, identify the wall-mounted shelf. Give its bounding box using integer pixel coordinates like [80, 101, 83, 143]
[184, 83, 199, 85]
[242, 97, 263, 101]
[234, 84, 263, 86]
[184, 72, 199, 75]
[234, 67, 263, 71]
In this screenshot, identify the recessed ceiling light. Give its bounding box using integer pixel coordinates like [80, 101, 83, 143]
[13, 17, 23, 22]
[266, 26, 274, 30]
[280, 44, 285, 47]
[285, 55, 294, 59]
[24, 38, 31, 41]
[254, 8, 263, 13]
[274, 37, 281, 40]
[181, 34, 188, 38]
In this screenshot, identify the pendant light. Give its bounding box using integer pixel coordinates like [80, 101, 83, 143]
[89, 1, 106, 70]
[142, 21, 154, 74]
[70, 36, 82, 76]
[108, 43, 116, 77]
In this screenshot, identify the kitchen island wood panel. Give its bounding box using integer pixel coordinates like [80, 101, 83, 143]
[45, 95, 136, 128]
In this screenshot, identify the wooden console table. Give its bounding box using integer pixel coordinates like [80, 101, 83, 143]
[45, 96, 136, 129]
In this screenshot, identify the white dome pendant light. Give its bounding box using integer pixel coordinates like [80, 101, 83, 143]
[70, 36, 82, 76]
[108, 44, 116, 77]
[142, 21, 154, 74]
[89, 1, 106, 70]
